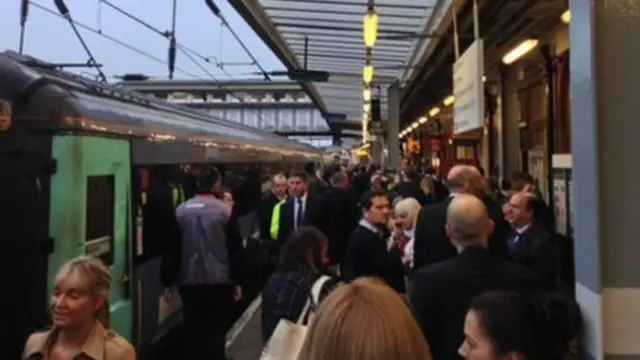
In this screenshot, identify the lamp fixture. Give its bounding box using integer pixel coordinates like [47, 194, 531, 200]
[363, 87, 372, 102]
[429, 107, 440, 117]
[363, 7, 379, 48]
[502, 39, 539, 65]
[362, 115, 369, 143]
[561, 10, 570, 24]
[411, 122, 419, 129]
[418, 116, 428, 124]
[362, 63, 374, 85]
[443, 95, 455, 106]
[363, 103, 371, 113]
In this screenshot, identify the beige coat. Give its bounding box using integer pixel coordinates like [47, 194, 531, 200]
[22, 322, 135, 360]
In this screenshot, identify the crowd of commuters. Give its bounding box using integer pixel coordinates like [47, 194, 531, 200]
[259, 159, 582, 360]
[21, 159, 582, 360]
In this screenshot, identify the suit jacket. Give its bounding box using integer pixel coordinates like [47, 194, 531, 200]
[346, 224, 405, 293]
[413, 195, 511, 270]
[323, 187, 360, 264]
[413, 197, 456, 270]
[510, 223, 558, 290]
[276, 193, 327, 248]
[409, 246, 541, 360]
[395, 181, 430, 206]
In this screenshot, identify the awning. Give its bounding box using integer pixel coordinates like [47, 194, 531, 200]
[243, 0, 447, 124]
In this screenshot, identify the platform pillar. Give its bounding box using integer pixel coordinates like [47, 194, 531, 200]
[570, 1, 640, 359]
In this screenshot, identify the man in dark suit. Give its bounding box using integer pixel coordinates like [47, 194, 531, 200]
[409, 194, 540, 360]
[274, 170, 326, 254]
[324, 171, 360, 268]
[413, 165, 510, 270]
[504, 192, 558, 290]
[345, 189, 405, 293]
[258, 173, 288, 241]
[396, 168, 430, 206]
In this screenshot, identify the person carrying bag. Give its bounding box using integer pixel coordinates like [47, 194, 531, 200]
[260, 275, 332, 360]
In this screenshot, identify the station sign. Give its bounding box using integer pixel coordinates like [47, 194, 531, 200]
[453, 39, 484, 134]
[0, 99, 12, 131]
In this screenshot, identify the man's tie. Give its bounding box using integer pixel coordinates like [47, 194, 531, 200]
[296, 197, 304, 229]
[507, 230, 519, 255]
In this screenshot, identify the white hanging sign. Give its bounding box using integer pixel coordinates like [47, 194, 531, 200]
[453, 39, 485, 134]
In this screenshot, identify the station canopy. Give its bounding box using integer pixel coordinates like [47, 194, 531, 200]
[258, 0, 443, 124]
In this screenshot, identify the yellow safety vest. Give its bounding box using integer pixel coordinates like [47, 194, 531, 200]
[269, 200, 286, 241]
[171, 185, 185, 208]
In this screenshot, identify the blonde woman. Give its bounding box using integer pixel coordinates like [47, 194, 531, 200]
[299, 277, 432, 360]
[22, 256, 135, 360]
[394, 197, 422, 269]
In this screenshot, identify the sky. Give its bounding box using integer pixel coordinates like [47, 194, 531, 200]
[0, 0, 285, 81]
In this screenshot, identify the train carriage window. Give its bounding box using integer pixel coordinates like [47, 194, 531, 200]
[85, 175, 115, 265]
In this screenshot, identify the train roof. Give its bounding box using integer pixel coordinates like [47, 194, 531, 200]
[0, 50, 321, 164]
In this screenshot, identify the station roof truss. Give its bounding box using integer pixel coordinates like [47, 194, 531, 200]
[231, 0, 446, 126]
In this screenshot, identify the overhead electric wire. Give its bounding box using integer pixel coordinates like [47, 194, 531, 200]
[100, 0, 170, 37]
[28, 1, 201, 79]
[99, 0, 233, 78]
[53, 0, 108, 83]
[204, 0, 271, 81]
[167, 0, 178, 79]
[92, 0, 267, 123]
[19, 0, 29, 54]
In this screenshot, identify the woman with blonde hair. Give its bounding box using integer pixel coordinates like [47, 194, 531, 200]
[394, 197, 422, 269]
[22, 256, 135, 360]
[299, 277, 432, 360]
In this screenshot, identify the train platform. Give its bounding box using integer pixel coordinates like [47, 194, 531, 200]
[159, 212, 267, 360]
[226, 295, 264, 360]
[160, 294, 264, 360]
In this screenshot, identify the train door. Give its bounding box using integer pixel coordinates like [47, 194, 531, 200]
[0, 139, 54, 359]
[48, 136, 133, 340]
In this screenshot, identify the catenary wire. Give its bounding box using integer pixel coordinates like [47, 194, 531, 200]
[28, 1, 201, 79]
[99, 0, 234, 78]
[96, 0, 268, 122]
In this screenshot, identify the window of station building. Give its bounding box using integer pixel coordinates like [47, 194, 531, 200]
[262, 108, 277, 130]
[227, 109, 242, 123]
[85, 175, 115, 265]
[209, 109, 225, 120]
[245, 109, 259, 127]
[279, 109, 294, 131]
[313, 110, 329, 131]
[295, 109, 311, 130]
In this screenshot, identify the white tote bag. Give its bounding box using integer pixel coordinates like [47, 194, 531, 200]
[260, 275, 332, 360]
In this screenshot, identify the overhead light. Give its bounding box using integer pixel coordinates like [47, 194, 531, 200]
[483, 75, 487, 82]
[363, 88, 372, 102]
[502, 39, 539, 65]
[362, 120, 369, 143]
[363, 103, 371, 113]
[418, 116, 428, 124]
[561, 10, 570, 24]
[363, 8, 379, 48]
[429, 107, 440, 117]
[443, 95, 455, 106]
[362, 64, 374, 85]
[411, 122, 419, 129]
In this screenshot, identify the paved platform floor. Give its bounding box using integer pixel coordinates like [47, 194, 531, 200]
[226, 297, 264, 360]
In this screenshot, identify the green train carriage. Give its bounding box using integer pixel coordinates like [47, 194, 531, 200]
[0, 50, 322, 359]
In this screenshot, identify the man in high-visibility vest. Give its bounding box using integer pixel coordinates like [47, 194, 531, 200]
[269, 199, 286, 242]
[171, 184, 185, 208]
[258, 174, 288, 241]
